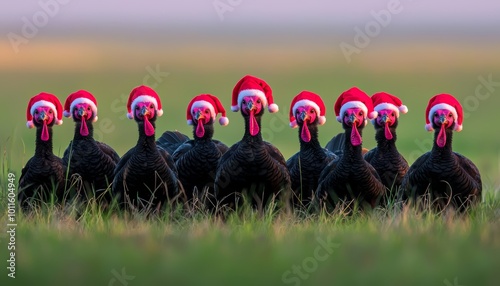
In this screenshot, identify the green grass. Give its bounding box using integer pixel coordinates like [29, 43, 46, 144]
[1, 42, 500, 285]
[0, 198, 499, 286]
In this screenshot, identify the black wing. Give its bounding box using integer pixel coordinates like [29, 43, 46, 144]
[156, 130, 190, 155]
[97, 141, 120, 163]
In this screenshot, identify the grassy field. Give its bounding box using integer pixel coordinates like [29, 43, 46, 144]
[1, 38, 500, 285]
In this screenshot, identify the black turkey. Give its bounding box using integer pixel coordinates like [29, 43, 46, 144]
[112, 85, 180, 213]
[62, 90, 120, 206]
[157, 94, 229, 206]
[215, 75, 291, 211]
[18, 93, 66, 212]
[317, 87, 385, 211]
[364, 92, 409, 203]
[400, 94, 482, 211]
[286, 91, 337, 208]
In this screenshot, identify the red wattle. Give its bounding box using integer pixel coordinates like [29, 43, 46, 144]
[196, 120, 205, 138]
[350, 123, 362, 146]
[301, 120, 311, 142]
[249, 110, 259, 136]
[41, 121, 49, 141]
[437, 124, 446, 148]
[144, 116, 155, 137]
[384, 122, 393, 140]
[80, 117, 89, 136]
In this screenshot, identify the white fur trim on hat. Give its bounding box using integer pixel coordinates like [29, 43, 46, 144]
[292, 99, 320, 118]
[191, 100, 216, 120]
[374, 102, 408, 118]
[128, 95, 162, 119]
[237, 89, 267, 108]
[427, 103, 458, 131]
[29, 100, 62, 126]
[337, 101, 368, 123]
[65, 97, 98, 122]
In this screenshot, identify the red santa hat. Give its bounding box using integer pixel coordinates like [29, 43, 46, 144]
[63, 90, 98, 122]
[425, 93, 463, 132]
[26, 92, 63, 128]
[289, 91, 326, 128]
[371, 92, 408, 118]
[186, 94, 229, 126]
[127, 85, 163, 119]
[231, 75, 279, 113]
[334, 87, 377, 126]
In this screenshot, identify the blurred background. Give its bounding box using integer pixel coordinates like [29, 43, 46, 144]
[1, 0, 500, 195]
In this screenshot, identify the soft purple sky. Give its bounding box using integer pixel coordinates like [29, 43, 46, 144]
[2, 0, 500, 31]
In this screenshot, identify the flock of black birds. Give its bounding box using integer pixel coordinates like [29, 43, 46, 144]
[18, 75, 483, 216]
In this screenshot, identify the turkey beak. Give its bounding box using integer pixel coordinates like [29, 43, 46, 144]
[39, 110, 48, 122]
[348, 114, 357, 124]
[381, 114, 389, 124]
[140, 106, 150, 117]
[439, 115, 447, 125]
[247, 100, 255, 112]
[299, 111, 309, 122]
[194, 110, 205, 122]
[77, 107, 87, 118]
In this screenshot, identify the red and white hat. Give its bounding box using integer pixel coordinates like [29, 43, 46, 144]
[371, 92, 408, 118]
[231, 75, 279, 113]
[334, 87, 377, 126]
[425, 93, 463, 132]
[127, 85, 163, 119]
[289, 91, 326, 128]
[63, 90, 98, 122]
[186, 94, 229, 126]
[26, 92, 63, 128]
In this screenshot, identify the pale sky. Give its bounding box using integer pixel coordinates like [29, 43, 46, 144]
[1, 0, 500, 32]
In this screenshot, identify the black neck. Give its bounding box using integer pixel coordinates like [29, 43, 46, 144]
[193, 122, 214, 142]
[343, 125, 364, 159]
[432, 127, 454, 154]
[73, 119, 94, 140]
[242, 113, 263, 142]
[298, 123, 322, 150]
[35, 126, 54, 157]
[136, 120, 157, 149]
[374, 123, 397, 151]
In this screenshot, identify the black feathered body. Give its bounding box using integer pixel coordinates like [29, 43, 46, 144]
[63, 121, 119, 203]
[364, 122, 409, 196]
[112, 121, 179, 212]
[215, 115, 291, 209]
[317, 130, 386, 210]
[400, 128, 482, 211]
[159, 125, 229, 201]
[18, 126, 66, 211]
[287, 123, 337, 207]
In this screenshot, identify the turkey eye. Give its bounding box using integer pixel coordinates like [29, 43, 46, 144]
[310, 109, 314, 113]
[448, 113, 453, 117]
[150, 104, 154, 109]
[434, 112, 438, 117]
[391, 112, 394, 116]
[136, 106, 140, 110]
[344, 112, 348, 116]
[48, 110, 53, 114]
[87, 107, 91, 111]
[205, 110, 209, 114]
[35, 110, 39, 114]
[359, 111, 363, 116]
[242, 100, 246, 104]
[256, 99, 261, 104]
